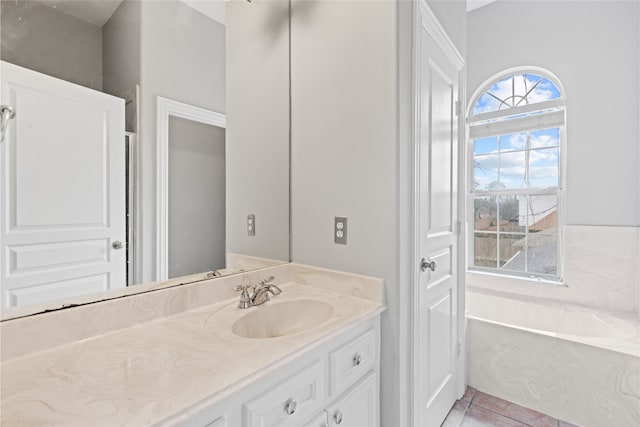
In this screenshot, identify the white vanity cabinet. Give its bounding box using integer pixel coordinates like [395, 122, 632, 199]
[326, 372, 377, 427]
[302, 373, 377, 427]
[303, 411, 329, 427]
[179, 316, 380, 427]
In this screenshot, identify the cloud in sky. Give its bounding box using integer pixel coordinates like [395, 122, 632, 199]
[473, 74, 561, 115]
[473, 129, 560, 190]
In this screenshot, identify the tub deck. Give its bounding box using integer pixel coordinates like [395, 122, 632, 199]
[467, 289, 640, 427]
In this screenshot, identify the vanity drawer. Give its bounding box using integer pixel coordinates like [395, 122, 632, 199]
[243, 359, 325, 427]
[328, 328, 376, 397]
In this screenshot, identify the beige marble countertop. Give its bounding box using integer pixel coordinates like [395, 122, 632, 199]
[0, 282, 384, 427]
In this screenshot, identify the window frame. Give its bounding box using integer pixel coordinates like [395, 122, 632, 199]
[466, 68, 566, 283]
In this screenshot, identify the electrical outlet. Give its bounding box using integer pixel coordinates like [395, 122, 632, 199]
[334, 217, 347, 244]
[247, 214, 255, 236]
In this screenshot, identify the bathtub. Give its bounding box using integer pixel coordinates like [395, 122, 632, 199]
[467, 289, 640, 427]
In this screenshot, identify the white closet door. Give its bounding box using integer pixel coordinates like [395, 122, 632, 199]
[1, 61, 126, 309]
[415, 10, 462, 427]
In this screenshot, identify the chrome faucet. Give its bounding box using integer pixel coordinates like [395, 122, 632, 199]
[233, 276, 282, 309]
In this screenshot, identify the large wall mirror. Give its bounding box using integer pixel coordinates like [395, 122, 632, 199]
[0, 0, 291, 319]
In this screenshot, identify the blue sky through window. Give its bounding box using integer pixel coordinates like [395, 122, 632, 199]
[472, 74, 561, 115]
[473, 127, 560, 191]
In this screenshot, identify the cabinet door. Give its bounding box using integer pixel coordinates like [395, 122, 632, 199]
[204, 417, 227, 427]
[303, 411, 328, 427]
[327, 372, 377, 427]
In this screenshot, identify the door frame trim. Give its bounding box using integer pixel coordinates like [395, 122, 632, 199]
[156, 97, 226, 281]
[410, 2, 466, 425]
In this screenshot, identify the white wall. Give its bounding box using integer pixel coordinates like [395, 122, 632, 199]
[467, 0, 640, 227]
[291, 1, 466, 425]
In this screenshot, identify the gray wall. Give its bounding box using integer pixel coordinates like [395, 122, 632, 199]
[138, 0, 226, 281]
[225, 0, 290, 264]
[102, 0, 140, 98]
[468, 0, 640, 226]
[291, 2, 396, 426]
[168, 117, 226, 278]
[1, 0, 102, 90]
[428, 0, 467, 59]
[290, 1, 467, 426]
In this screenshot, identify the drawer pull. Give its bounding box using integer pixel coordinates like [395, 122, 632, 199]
[333, 409, 343, 424]
[284, 398, 297, 415]
[353, 353, 362, 366]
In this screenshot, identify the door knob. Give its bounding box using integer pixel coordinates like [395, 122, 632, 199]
[112, 240, 124, 250]
[284, 398, 297, 415]
[421, 257, 436, 272]
[333, 409, 343, 424]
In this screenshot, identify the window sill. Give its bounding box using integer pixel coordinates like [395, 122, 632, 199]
[466, 269, 566, 288]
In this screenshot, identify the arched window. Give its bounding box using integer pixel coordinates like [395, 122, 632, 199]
[468, 69, 564, 281]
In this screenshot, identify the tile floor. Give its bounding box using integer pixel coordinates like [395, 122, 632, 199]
[441, 387, 579, 427]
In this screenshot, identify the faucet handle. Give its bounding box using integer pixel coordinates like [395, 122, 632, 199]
[234, 284, 252, 309]
[259, 276, 275, 286]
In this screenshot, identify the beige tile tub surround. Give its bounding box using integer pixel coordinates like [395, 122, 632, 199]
[0, 264, 384, 426]
[467, 318, 640, 427]
[467, 225, 640, 314]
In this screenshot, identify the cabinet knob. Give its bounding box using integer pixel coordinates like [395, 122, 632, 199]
[333, 409, 343, 425]
[284, 398, 297, 415]
[353, 353, 362, 366]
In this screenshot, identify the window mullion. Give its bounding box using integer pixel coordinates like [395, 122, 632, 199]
[470, 98, 565, 123]
[469, 110, 565, 139]
[524, 194, 529, 273]
[496, 197, 501, 269]
[473, 188, 558, 197]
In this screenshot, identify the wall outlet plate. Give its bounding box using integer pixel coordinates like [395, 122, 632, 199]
[334, 217, 347, 244]
[247, 214, 255, 236]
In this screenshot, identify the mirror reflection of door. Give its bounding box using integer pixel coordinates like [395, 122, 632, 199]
[168, 117, 226, 279]
[0, 61, 127, 308]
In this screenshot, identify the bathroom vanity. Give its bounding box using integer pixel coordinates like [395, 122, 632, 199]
[176, 307, 380, 427]
[0, 264, 385, 427]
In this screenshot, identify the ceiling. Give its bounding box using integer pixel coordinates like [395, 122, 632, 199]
[180, 0, 226, 25]
[34, 0, 124, 27]
[34, 0, 226, 28]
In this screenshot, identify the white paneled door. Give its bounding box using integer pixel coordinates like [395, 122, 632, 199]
[1, 61, 126, 309]
[414, 3, 463, 427]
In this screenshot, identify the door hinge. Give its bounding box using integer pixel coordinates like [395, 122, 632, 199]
[456, 220, 462, 236]
[457, 341, 462, 355]
[455, 100, 461, 116]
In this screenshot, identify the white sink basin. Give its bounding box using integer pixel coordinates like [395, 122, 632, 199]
[232, 299, 333, 339]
